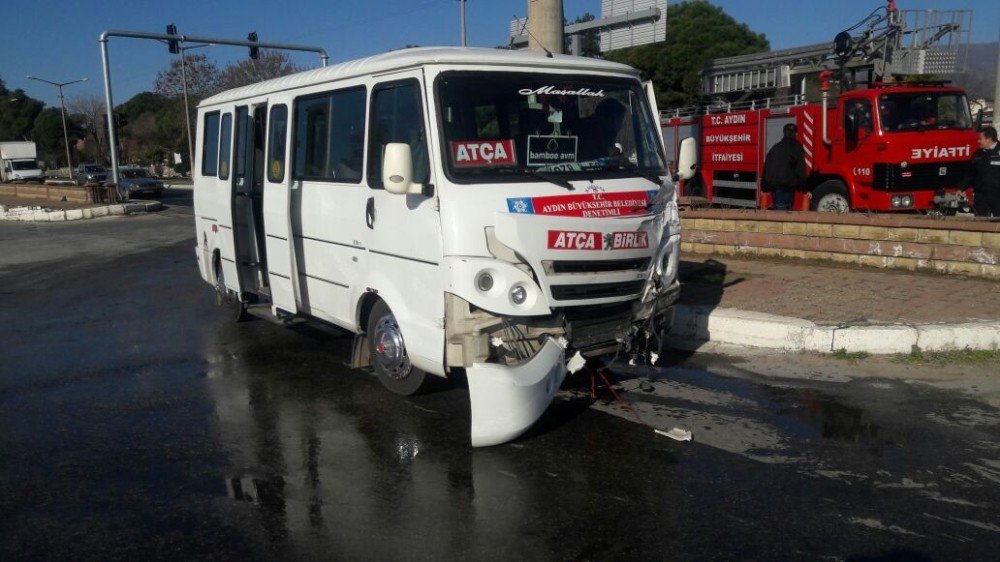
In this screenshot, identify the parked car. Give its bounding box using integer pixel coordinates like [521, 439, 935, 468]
[117, 167, 165, 200]
[73, 164, 108, 184]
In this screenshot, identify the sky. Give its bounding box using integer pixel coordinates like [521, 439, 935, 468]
[1, 0, 998, 108]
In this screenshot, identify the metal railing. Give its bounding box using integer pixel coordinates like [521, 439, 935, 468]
[660, 94, 808, 120]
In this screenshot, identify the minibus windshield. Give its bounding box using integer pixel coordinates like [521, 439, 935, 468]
[437, 72, 665, 182]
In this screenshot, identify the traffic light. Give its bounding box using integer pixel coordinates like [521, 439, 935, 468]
[167, 24, 180, 54]
[248, 31, 259, 60]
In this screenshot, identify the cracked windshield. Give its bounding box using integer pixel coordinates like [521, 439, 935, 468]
[437, 72, 665, 180]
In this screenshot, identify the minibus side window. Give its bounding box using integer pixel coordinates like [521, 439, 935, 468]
[234, 106, 249, 178]
[367, 80, 429, 189]
[292, 87, 366, 183]
[268, 105, 288, 183]
[201, 111, 220, 177]
[328, 89, 366, 182]
[218, 113, 232, 180]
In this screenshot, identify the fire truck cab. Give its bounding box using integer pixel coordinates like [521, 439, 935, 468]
[662, 82, 979, 212]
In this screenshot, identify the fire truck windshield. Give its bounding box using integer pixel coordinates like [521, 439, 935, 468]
[436, 71, 666, 182]
[877, 91, 973, 133]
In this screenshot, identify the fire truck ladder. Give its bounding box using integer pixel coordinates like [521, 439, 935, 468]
[701, 3, 972, 97]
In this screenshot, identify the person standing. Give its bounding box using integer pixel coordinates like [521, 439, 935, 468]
[962, 126, 1000, 217]
[763, 123, 807, 210]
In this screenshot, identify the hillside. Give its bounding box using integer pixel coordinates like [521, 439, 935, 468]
[949, 42, 998, 100]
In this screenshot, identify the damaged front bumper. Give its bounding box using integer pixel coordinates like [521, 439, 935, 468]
[467, 338, 567, 447]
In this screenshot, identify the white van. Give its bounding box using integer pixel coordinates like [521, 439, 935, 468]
[193, 47, 694, 447]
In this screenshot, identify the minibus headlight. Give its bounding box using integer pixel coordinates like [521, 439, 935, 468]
[510, 285, 528, 305]
[476, 272, 494, 292]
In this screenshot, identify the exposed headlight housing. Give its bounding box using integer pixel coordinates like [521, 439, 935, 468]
[476, 271, 494, 292]
[509, 284, 527, 305]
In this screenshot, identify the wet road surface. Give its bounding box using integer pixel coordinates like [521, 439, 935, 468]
[1, 193, 998, 560]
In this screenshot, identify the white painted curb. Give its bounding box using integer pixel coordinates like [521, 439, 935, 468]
[668, 305, 1000, 354]
[0, 201, 161, 222]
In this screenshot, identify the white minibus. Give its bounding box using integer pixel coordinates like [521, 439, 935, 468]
[193, 47, 695, 447]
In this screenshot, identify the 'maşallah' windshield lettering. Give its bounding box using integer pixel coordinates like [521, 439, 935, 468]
[518, 86, 605, 97]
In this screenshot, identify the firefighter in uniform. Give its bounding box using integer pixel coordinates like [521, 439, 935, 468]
[763, 123, 807, 210]
[962, 126, 1000, 217]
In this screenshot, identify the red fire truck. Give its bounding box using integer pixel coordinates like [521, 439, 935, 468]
[661, 74, 979, 212]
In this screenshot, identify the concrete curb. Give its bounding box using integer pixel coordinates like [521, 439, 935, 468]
[668, 305, 1000, 354]
[0, 201, 162, 222]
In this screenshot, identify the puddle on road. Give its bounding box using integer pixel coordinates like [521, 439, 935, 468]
[570, 364, 894, 470]
[771, 388, 882, 448]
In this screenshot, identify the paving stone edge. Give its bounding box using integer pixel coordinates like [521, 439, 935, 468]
[0, 201, 162, 222]
[669, 305, 1000, 354]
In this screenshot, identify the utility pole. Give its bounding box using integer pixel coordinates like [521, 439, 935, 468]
[26, 75, 87, 174]
[459, 0, 467, 46]
[527, 0, 564, 55]
[994, 25, 999, 124]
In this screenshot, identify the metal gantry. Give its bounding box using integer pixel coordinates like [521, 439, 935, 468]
[99, 29, 329, 184]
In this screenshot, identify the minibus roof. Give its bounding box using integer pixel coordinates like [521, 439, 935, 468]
[199, 46, 639, 107]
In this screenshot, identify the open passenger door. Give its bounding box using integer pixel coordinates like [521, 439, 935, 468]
[260, 103, 300, 315]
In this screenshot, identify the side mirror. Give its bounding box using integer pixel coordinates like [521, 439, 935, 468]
[382, 142, 423, 195]
[676, 137, 698, 181]
[845, 114, 859, 143]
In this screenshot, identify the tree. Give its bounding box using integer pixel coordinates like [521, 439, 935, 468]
[68, 93, 109, 164]
[30, 107, 81, 168]
[604, 0, 769, 108]
[154, 53, 220, 101]
[110, 92, 179, 166]
[0, 78, 45, 141]
[216, 50, 301, 91]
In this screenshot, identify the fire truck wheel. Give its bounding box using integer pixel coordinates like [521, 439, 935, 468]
[811, 181, 851, 213]
[368, 300, 427, 396]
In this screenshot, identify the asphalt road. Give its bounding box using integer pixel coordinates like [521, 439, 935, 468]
[1, 191, 997, 561]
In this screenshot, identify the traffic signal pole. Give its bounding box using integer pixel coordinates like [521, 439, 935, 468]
[98, 29, 329, 185]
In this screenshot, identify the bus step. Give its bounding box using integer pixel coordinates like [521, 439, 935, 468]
[245, 303, 307, 327]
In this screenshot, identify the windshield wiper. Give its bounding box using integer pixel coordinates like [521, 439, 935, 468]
[630, 166, 664, 187]
[595, 160, 664, 187]
[524, 169, 574, 191]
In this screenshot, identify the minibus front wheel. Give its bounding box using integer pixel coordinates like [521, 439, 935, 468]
[368, 300, 427, 395]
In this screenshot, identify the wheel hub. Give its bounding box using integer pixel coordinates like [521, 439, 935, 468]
[373, 314, 410, 379]
[818, 194, 849, 213]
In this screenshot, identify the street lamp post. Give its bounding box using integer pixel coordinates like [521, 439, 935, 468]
[459, 0, 468, 46]
[26, 75, 87, 175]
[178, 43, 213, 175]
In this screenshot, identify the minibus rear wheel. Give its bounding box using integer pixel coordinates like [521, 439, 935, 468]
[368, 300, 427, 395]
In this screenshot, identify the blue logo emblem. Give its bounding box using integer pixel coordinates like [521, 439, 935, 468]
[507, 197, 535, 214]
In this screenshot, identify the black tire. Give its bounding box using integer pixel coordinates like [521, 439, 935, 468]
[367, 300, 427, 395]
[810, 180, 851, 213]
[215, 256, 249, 322]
